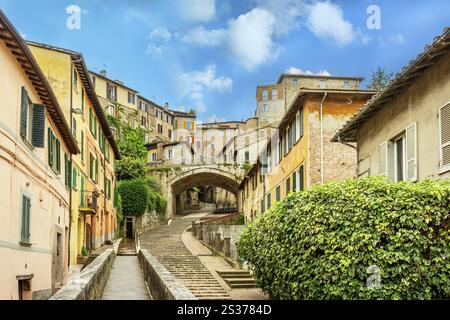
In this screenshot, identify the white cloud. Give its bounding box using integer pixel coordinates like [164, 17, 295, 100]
[254, 0, 306, 36]
[147, 44, 163, 55]
[306, 1, 356, 47]
[286, 67, 331, 76]
[149, 27, 172, 42]
[379, 33, 406, 45]
[208, 114, 226, 123]
[179, 0, 216, 22]
[228, 8, 281, 70]
[181, 26, 227, 47]
[178, 65, 232, 113]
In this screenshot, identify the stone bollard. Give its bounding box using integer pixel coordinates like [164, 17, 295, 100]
[198, 223, 204, 241]
[214, 233, 222, 251]
[223, 237, 231, 258]
[191, 222, 197, 237]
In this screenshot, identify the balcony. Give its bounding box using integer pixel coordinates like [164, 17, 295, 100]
[79, 191, 99, 215]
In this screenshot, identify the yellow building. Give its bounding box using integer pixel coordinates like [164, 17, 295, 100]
[0, 10, 79, 299]
[240, 88, 376, 222]
[27, 42, 121, 268]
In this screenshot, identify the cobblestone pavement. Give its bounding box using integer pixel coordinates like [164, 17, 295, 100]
[140, 214, 231, 300]
[102, 256, 151, 300]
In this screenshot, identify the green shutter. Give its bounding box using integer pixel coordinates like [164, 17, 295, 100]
[94, 117, 97, 139]
[292, 172, 297, 192]
[64, 154, 68, 186]
[81, 131, 84, 161]
[81, 89, 85, 113]
[80, 175, 85, 206]
[89, 153, 94, 179]
[114, 188, 119, 208]
[20, 87, 28, 138]
[56, 138, 61, 173]
[21, 195, 31, 242]
[32, 104, 45, 148]
[89, 108, 93, 133]
[68, 158, 72, 188]
[299, 165, 304, 191]
[95, 158, 98, 183]
[72, 167, 77, 189]
[48, 128, 53, 166]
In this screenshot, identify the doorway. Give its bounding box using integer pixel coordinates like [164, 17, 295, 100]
[56, 232, 63, 285]
[126, 218, 133, 239]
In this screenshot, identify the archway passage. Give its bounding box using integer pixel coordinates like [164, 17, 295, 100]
[168, 168, 241, 215]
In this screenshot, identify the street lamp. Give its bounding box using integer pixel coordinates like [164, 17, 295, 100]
[72, 108, 83, 115]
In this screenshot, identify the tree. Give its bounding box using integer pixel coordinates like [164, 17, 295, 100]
[368, 66, 393, 91]
[188, 108, 196, 116]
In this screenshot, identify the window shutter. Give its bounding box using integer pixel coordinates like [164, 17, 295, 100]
[31, 104, 45, 148]
[292, 172, 297, 192]
[89, 108, 93, 133]
[81, 131, 84, 161]
[378, 142, 388, 177]
[20, 87, 28, 138]
[80, 175, 85, 206]
[406, 122, 418, 182]
[81, 89, 85, 112]
[95, 158, 98, 182]
[299, 165, 304, 191]
[21, 195, 31, 242]
[64, 154, 68, 186]
[48, 128, 53, 166]
[56, 138, 61, 173]
[440, 103, 450, 169]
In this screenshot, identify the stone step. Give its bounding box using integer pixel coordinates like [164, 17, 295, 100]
[217, 270, 251, 276]
[225, 278, 255, 284]
[228, 283, 257, 289]
[218, 273, 253, 279]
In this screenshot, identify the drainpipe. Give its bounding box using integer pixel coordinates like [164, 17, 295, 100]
[320, 92, 328, 184]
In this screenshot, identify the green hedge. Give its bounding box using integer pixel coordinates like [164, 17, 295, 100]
[238, 177, 450, 300]
[117, 179, 149, 216]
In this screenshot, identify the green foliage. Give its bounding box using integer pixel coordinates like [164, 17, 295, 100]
[117, 179, 149, 216]
[242, 161, 251, 172]
[368, 66, 394, 91]
[148, 191, 167, 216]
[81, 246, 88, 257]
[228, 214, 245, 225]
[188, 108, 196, 116]
[116, 157, 148, 181]
[146, 176, 160, 192]
[116, 193, 123, 236]
[238, 177, 450, 300]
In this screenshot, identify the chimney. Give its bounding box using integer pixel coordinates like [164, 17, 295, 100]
[100, 69, 107, 77]
[164, 102, 169, 110]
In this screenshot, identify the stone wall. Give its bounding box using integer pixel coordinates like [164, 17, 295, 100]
[49, 249, 115, 300]
[138, 249, 197, 300]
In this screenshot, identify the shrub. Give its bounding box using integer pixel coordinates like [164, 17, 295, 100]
[117, 179, 149, 216]
[238, 177, 450, 300]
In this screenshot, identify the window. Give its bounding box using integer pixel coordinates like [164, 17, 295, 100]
[186, 121, 192, 130]
[48, 128, 61, 173]
[72, 118, 77, 138]
[272, 89, 278, 100]
[128, 92, 136, 104]
[343, 80, 350, 89]
[156, 109, 163, 119]
[141, 116, 146, 126]
[379, 123, 417, 182]
[92, 76, 96, 88]
[158, 124, 163, 134]
[106, 142, 110, 162]
[262, 104, 269, 113]
[262, 89, 269, 101]
[319, 79, 326, 89]
[81, 89, 85, 114]
[277, 139, 282, 164]
[89, 108, 97, 138]
[298, 164, 305, 191]
[20, 194, 31, 244]
[286, 177, 291, 195]
[81, 131, 84, 162]
[167, 149, 173, 160]
[267, 193, 271, 209]
[296, 108, 303, 142]
[292, 79, 298, 87]
[20, 87, 45, 148]
[108, 104, 115, 116]
[150, 153, 157, 162]
[245, 151, 250, 162]
[440, 103, 450, 171]
[106, 178, 111, 200]
[73, 69, 78, 87]
[140, 101, 147, 112]
[276, 186, 281, 202]
[261, 199, 265, 213]
[168, 129, 172, 140]
[292, 171, 297, 192]
[89, 153, 98, 183]
[72, 166, 78, 190]
[107, 83, 117, 101]
[287, 125, 293, 151]
[284, 128, 289, 156]
[80, 175, 85, 206]
[64, 154, 71, 188]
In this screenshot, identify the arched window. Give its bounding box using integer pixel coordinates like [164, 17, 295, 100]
[262, 89, 269, 101]
[272, 89, 278, 100]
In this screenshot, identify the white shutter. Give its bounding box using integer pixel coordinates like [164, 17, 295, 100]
[378, 142, 387, 177]
[439, 103, 450, 170]
[406, 122, 418, 182]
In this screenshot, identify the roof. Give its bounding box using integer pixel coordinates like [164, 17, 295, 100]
[172, 110, 196, 118]
[332, 27, 450, 143]
[26, 40, 121, 159]
[0, 10, 79, 154]
[89, 70, 139, 93]
[277, 73, 364, 84]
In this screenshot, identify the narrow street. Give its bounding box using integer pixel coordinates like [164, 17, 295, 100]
[102, 240, 151, 300]
[140, 209, 231, 300]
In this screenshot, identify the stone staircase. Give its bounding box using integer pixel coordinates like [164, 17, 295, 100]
[217, 270, 256, 289]
[117, 239, 137, 256]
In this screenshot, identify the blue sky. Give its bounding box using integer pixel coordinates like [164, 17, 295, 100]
[1, 0, 449, 122]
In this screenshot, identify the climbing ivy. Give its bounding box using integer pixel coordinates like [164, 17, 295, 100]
[238, 177, 450, 300]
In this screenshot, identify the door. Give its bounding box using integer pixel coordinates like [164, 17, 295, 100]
[126, 219, 133, 239]
[56, 233, 63, 285]
[85, 223, 91, 251]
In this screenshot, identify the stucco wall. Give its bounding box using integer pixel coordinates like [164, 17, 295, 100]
[357, 52, 450, 180]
